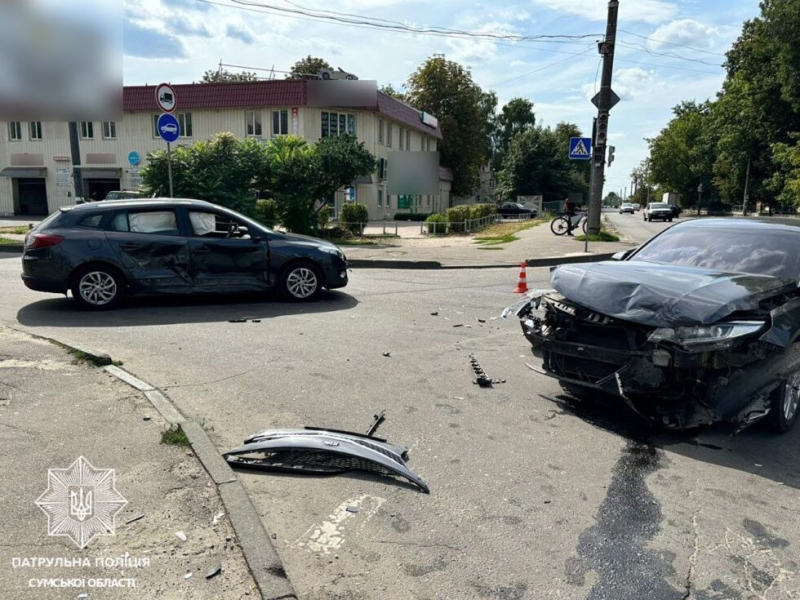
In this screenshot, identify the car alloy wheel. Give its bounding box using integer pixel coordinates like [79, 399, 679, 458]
[781, 372, 800, 423]
[72, 267, 123, 310]
[283, 265, 320, 301]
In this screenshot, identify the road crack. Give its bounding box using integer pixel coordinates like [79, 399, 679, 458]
[683, 511, 701, 600]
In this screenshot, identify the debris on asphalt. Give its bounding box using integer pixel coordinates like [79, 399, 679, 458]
[125, 514, 145, 525]
[431, 312, 439, 316]
[346, 506, 359, 514]
[175, 531, 187, 542]
[204, 562, 222, 580]
[544, 500, 552, 504]
[477, 319, 486, 323]
[382, 351, 391, 357]
[228, 319, 247, 323]
[212, 512, 225, 525]
[252, 319, 261, 323]
[366, 410, 386, 437]
[223, 416, 429, 493]
[184, 572, 193, 579]
[453, 396, 465, 400]
[453, 324, 464, 328]
[143, 416, 151, 421]
[470, 355, 506, 388]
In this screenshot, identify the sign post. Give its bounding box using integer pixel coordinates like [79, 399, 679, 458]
[569, 137, 593, 251]
[156, 113, 180, 197]
[155, 83, 178, 198]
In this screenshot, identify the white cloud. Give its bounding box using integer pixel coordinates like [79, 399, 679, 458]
[647, 19, 719, 52]
[532, 0, 678, 25]
[581, 67, 661, 101]
[445, 21, 519, 63]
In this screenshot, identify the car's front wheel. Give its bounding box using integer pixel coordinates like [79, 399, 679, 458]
[71, 265, 124, 310]
[281, 262, 322, 301]
[770, 371, 800, 433]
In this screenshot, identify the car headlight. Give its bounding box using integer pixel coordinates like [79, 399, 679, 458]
[319, 246, 344, 259]
[648, 321, 765, 349]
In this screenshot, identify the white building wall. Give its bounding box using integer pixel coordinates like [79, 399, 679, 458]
[0, 105, 444, 220]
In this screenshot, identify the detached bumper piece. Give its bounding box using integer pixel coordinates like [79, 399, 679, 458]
[223, 427, 430, 494]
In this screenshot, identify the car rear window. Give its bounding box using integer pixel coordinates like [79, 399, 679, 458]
[35, 210, 67, 231]
[77, 214, 104, 229]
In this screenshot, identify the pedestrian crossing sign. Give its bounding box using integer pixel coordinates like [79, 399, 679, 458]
[569, 137, 592, 161]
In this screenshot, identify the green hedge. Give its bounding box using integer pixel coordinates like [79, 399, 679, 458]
[425, 213, 447, 234]
[445, 204, 496, 232]
[393, 213, 430, 221]
[254, 199, 280, 226]
[340, 202, 369, 235]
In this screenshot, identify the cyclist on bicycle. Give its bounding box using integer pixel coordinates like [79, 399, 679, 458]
[563, 198, 577, 236]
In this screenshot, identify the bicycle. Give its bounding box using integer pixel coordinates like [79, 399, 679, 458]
[550, 211, 588, 236]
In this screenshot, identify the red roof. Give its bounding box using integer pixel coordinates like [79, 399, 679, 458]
[123, 81, 442, 139]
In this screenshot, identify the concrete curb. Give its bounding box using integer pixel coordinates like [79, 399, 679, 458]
[0, 244, 23, 253]
[349, 252, 617, 270]
[8, 327, 296, 600]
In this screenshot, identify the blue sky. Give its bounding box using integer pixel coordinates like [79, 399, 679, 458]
[123, 0, 761, 193]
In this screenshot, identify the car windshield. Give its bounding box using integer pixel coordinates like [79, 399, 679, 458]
[633, 225, 800, 279]
[650, 203, 668, 208]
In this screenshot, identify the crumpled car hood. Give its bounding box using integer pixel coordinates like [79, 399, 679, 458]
[550, 260, 797, 327]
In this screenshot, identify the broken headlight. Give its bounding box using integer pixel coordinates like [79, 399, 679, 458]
[648, 321, 765, 350]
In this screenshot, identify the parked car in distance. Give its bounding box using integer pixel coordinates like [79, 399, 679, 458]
[497, 202, 537, 218]
[504, 218, 800, 433]
[619, 203, 635, 214]
[644, 202, 674, 222]
[21, 198, 349, 309]
[667, 204, 682, 218]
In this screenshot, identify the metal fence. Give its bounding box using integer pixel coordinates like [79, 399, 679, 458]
[420, 214, 499, 235]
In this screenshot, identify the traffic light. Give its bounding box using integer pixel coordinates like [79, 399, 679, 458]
[596, 114, 608, 146]
[607, 145, 616, 167]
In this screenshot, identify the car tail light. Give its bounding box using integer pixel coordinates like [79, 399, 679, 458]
[26, 233, 64, 249]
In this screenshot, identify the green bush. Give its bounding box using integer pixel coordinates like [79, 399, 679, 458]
[317, 204, 332, 230]
[254, 199, 280, 227]
[394, 213, 430, 221]
[446, 206, 469, 232]
[425, 213, 447, 234]
[319, 225, 354, 240]
[340, 202, 369, 235]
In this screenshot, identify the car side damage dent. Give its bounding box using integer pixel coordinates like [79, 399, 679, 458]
[223, 428, 429, 493]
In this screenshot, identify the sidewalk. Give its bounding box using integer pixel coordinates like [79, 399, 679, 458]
[346, 218, 635, 268]
[0, 326, 259, 599]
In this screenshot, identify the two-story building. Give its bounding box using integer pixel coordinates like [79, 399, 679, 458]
[0, 80, 452, 220]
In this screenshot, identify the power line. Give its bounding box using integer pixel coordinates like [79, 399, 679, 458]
[618, 29, 727, 57]
[617, 40, 722, 67]
[489, 47, 595, 87]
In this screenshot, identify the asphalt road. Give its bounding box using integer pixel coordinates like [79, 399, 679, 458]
[604, 209, 685, 246]
[2, 215, 800, 599]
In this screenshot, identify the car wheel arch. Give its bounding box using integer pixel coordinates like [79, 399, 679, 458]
[67, 260, 130, 292]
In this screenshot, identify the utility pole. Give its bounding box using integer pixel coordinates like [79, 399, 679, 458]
[588, 0, 619, 235]
[742, 154, 751, 216]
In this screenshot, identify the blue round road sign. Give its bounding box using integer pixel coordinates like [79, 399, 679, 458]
[157, 113, 180, 143]
[128, 151, 140, 166]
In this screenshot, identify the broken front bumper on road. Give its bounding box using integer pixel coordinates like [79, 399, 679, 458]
[504, 290, 788, 430]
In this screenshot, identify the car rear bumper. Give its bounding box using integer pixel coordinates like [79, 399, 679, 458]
[21, 252, 70, 294]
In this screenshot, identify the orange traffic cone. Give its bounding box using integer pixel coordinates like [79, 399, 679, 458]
[514, 262, 529, 294]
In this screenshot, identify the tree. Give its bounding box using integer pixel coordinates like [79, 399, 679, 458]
[492, 98, 536, 171]
[496, 127, 588, 202]
[142, 133, 375, 235]
[604, 191, 622, 207]
[405, 55, 488, 197]
[287, 56, 332, 79]
[380, 84, 407, 102]
[201, 69, 258, 83]
[480, 91, 498, 165]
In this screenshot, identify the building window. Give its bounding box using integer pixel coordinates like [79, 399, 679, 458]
[321, 111, 356, 138]
[80, 121, 94, 139]
[178, 113, 192, 138]
[377, 188, 383, 207]
[152, 115, 160, 138]
[387, 124, 393, 147]
[426, 138, 431, 151]
[245, 111, 263, 137]
[8, 121, 22, 141]
[406, 130, 411, 151]
[272, 110, 288, 136]
[103, 121, 116, 140]
[29, 121, 43, 140]
[386, 194, 391, 209]
[399, 127, 404, 150]
[378, 120, 384, 144]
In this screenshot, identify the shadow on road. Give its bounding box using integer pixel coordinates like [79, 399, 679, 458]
[15, 290, 358, 328]
[542, 392, 800, 490]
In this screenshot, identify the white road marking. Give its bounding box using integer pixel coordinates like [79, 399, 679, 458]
[296, 494, 386, 554]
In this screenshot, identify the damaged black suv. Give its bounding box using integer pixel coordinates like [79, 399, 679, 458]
[505, 218, 800, 433]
